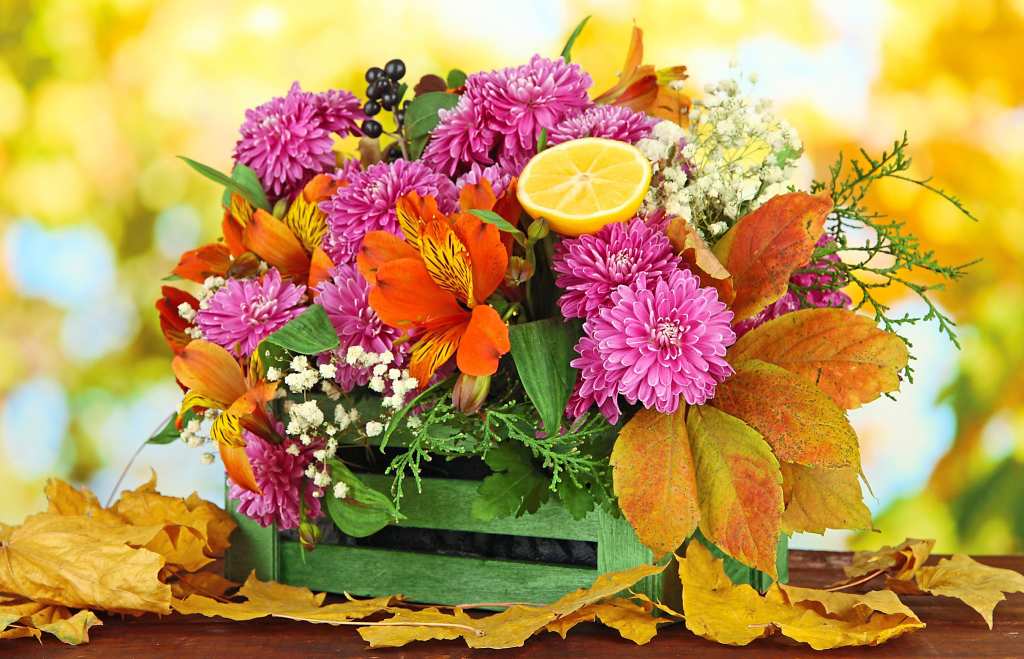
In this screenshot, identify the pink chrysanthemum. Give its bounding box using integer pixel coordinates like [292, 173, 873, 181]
[316, 263, 409, 391]
[195, 269, 306, 357]
[228, 430, 322, 530]
[570, 270, 736, 422]
[552, 218, 680, 319]
[421, 95, 497, 176]
[234, 82, 364, 200]
[548, 105, 657, 145]
[321, 159, 458, 264]
[734, 235, 852, 336]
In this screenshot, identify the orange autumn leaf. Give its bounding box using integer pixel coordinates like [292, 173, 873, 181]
[844, 538, 936, 581]
[611, 407, 699, 557]
[711, 359, 860, 470]
[712, 192, 831, 321]
[687, 405, 783, 577]
[780, 463, 872, 535]
[666, 215, 734, 304]
[730, 308, 910, 409]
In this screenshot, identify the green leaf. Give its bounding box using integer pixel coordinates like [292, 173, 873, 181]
[693, 529, 790, 592]
[508, 318, 579, 436]
[446, 69, 467, 88]
[467, 209, 526, 241]
[147, 412, 184, 446]
[471, 443, 550, 521]
[179, 157, 271, 211]
[326, 460, 403, 538]
[557, 477, 595, 521]
[264, 304, 339, 355]
[404, 92, 460, 159]
[560, 15, 591, 62]
[536, 127, 548, 153]
[161, 274, 183, 282]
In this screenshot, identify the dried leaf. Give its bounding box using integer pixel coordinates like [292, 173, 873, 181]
[844, 538, 935, 580]
[36, 609, 102, 645]
[611, 407, 699, 556]
[914, 554, 1024, 628]
[729, 308, 910, 409]
[0, 601, 100, 645]
[358, 607, 480, 648]
[678, 542, 924, 650]
[712, 192, 831, 321]
[687, 405, 784, 577]
[169, 570, 238, 600]
[712, 359, 860, 470]
[544, 598, 668, 645]
[44, 479, 129, 527]
[780, 463, 872, 534]
[666, 216, 734, 303]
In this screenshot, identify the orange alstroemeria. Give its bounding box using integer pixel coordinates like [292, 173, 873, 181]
[358, 181, 513, 386]
[172, 340, 280, 493]
[155, 286, 200, 354]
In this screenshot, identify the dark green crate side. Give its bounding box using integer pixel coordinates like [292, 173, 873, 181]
[359, 473, 601, 541]
[224, 487, 278, 582]
[595, 510, 667, 603]
[278, 541, 597, 606]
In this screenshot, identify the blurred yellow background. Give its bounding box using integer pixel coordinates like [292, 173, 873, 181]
[1, 0, 1021, 552]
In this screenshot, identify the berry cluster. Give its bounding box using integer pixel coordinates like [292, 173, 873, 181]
[362, 58, 408, 140]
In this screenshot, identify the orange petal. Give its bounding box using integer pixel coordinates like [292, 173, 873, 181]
[172, 340, 247, 407]
[409, 318, 466, 385]
[244, 209, 310, 281]
[283, 191, 329, 253]
[370, 257, 464, 328]
[357, 231, 419, 284]
[396, 192, 448, 251]
[155, 286, 199, 354]
[421, 218, 475, 303]
[458, 177, 497, 212]
[456, 304, 510, 377]
[302, 173, 340, 203]
[308, 246, 334, 290]
[173, 243, 232, 283]
[221, 443, 261, 494]
[454, 212, 509, 304]
[222, 210, 247, 257]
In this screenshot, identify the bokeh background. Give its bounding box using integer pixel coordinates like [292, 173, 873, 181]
[1, 0, 1021, 553]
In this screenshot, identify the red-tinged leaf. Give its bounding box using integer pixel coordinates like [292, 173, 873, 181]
[729, 308, 910, 409]
[712, 192, 831, 321]
[611, 407, 699, 557]
[780, 463, 872, 535]
[244, 209, 309, 281]
[687, 405, 784, 577]
[173, 243, 231, 283]
[711, 359, 860, 470]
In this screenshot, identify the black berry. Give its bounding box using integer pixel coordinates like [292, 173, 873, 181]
[384, 142, 403, 161]
[361, 119, 383, 138]
[394, 109, 405, 125]
[363, 100, 381, 116]
[381, 91, 398, 109]
[384, 59, 406, 81]
[365, 66, 385, 83]
[366, 79, 387, 100]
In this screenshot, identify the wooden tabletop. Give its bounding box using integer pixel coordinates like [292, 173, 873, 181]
[7, 550, 1023, 657]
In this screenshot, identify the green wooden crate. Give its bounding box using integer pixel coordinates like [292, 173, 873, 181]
[225, 473, 785, 606]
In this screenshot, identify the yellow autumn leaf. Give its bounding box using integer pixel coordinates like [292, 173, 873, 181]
[168, 570, 238, 600]
[0, 601, 102, 646]
[780, 463, 872, 534]
[545, 598, 670, 645]
[36, 609, 102, 645]
[678, 542, 924, 650]
[357, 607, 480, 648]
[687, 404, 784, 577]
[913, 554, 1024, 629]
[844, 538, 936, 580]
[44, 479, 128, 527]
[611, 407, 699, 556]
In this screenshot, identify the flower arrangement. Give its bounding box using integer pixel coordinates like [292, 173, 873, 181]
[155, 20, 974, 583]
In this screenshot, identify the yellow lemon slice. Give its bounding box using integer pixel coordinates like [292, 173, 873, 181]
[516, 137, 652, 237]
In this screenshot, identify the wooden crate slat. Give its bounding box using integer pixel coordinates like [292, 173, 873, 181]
[224, 489, 278, 583]
[360, 473, 601, 541]
[278, 541, 597, 606]
[595, 510, 667, 603]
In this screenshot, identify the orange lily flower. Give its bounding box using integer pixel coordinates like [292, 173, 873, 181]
[155, 285, 200, 354]
[172, 340, 280, 493]
[357, 181, 512, 386]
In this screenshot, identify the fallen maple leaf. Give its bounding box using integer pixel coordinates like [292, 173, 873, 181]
[728, 308, 910, 409]
[545, 597, 670, 645]
[913, 554, 1024, 629]
[0, 601, 102, 645]
[678, 541, 924, 649]
[356, 607, 479, 648]
[844, 538, 936, 581]
[780, 463, 872, 535]
[611, 407, 699, 557]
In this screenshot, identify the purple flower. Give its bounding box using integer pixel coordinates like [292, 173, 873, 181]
[421, 95, 497, 176]
[734, 235, 852, 336]
[195, 269, 306, 357]
[316, 263, 409, 391]
[570, 270, 736, 422]
[228, 430, 322, 530]
[234, 82, 364, 200]
[321, 159, 458, 264]
[548, 105, 657, 145]
[552, 218, 680, 319]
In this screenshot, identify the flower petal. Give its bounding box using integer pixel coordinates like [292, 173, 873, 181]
[421, 218, 475, 303]
[456, 305, 510, 377]
[370, 257, 464, 328]
[155, 286, 199, 354]
[409, 319, 466, 385]
[453, 212, 508, 304]
[222, 209, 247, 257]
[308, 246, 334, 290]
[357, 231, 419, 285]
[173, 243, 231, 283]
[220, 443, 261, 494]
[458, 177, 497, 212]
[396, 191, 448, 252]
[211, 410, 246, 448]
[283, 188, 329, 253]
[172, 340, 247, 407]
[244, 209, 310, 281]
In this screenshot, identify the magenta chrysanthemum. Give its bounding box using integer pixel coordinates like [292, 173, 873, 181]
[734, 235, 852, 336]
[552, 218, 680, 319]
[570, 270, 736, 422]
[195, 269, 306, 357]
[321, 159, 458, 264]
[548, 105, 657, 145]
[316, 263, 409, 391]
[228, 430, 322, 530]
[421, 95, 497, 176]
[233, 82, 364, 200]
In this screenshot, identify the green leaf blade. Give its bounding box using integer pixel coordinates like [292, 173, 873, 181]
[404, 92, 460, 159]
[508, 318, 580, 437]
[326, 460, 403, 537]
[467, 209, 526, 240]
[264, 304, 339, 355]
[560, 15, 591, 62]
[179, 157, 271, 211]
